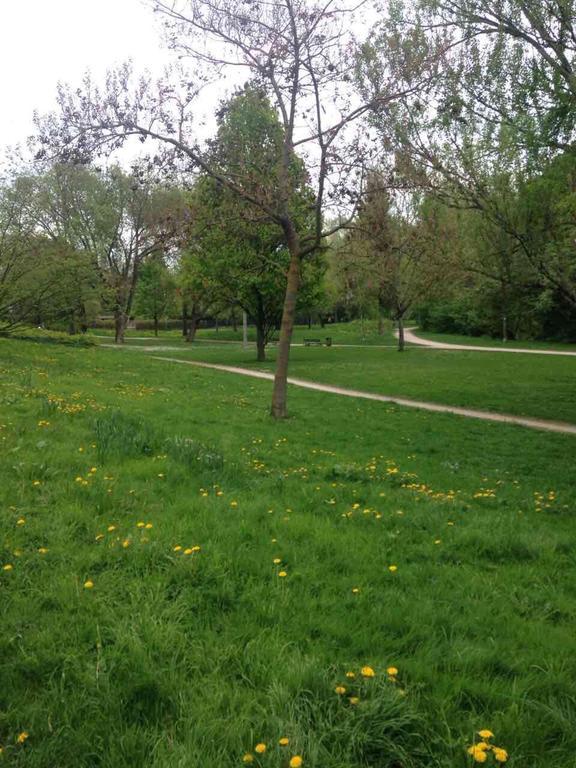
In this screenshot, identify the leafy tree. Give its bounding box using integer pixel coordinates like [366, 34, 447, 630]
[133, 257, 176, 335]
[35, 0, 435, 417]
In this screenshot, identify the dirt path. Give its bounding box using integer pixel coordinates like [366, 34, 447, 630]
[401, 328, 576, 357]
[142, 353, 576, 436]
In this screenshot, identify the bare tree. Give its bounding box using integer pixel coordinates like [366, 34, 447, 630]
[34, 0, 438, 417]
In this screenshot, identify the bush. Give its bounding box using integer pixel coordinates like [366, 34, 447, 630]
[0, 327, 96, 346]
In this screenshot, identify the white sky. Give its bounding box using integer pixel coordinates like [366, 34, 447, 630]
[0, 0, 171, 152]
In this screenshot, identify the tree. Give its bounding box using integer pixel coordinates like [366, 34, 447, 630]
[349, 176, 454, 349]
[35, 0, 437, 417]
[190, 87, 319, 361]
[134, 257, 176, 335]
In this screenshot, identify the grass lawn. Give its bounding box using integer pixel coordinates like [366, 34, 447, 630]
[1, 338, 576, 768]
[108, 339, 576, 424]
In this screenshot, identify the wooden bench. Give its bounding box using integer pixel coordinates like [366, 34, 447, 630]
[304, 337, 332, 347]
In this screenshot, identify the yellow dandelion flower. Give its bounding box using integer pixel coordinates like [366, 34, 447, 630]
[349, 696, 359, 705]
[184, 548, 193, 555]
[136, 522, 146, 528]
[278, 570, 287, 578]
[84, 580, 94, 589]
[289, 757, 303, 768]
[361, 666, 375, 678]
[335, 686, 346, 695]
[478, 730, 494, 740]
[273, 558, 282, 564]
[122, 539, 130, 549]
[254, 743, 266, 754]
[386, 666, 398, 676]
[95, 534, 104, 541]
[173, 545, 182, 552]
[107, 525, 116, 532]
[493, 747, 508, 763]
[145, 523, 153, 530]
[345, 671, 356, 679]
[242, 753, 254, 763]
[16, 731, 29, 744]
[191, 545, 201, 552]
[17, 518, 25, 526]
[3, 564, 13, 572]
[38, 547, 49, 555]
[467, 745, 489, 763]
[351, 587, 360, 594]
[278, 737, 289, 746]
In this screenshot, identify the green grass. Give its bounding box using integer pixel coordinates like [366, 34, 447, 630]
[1, 338, 576, 767]
[113, 341, 576, 424]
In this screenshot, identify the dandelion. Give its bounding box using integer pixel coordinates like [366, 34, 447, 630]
[254, 743, 266, 754]
[191, 545, 201, 552]
[351, 587, 360, 594]
[136, 522, 146, 528]
[386, 666, 398, 677]
[3, 564, 13, 572]
[289, 757, 303, 768]
[16, 731, 29, 744]
[17, 518, 25, 526]
[84, 580, 94, 589]
[145, 523, 153, 530]
[38, 547, 49, 555]
[478, 730, 493, 740]
[493, 747, 508, 763]
[278, 737, 289, 746]
[345, 671, 356, 679]
[388, 565, 398, 572]
[335, 686, 346, 695]
[173, 545, 182, 552]
[95, 534, 104, 541]
[184, 548, 193, 555]
[361, 666, 375, 678]
[32, 480, 41, 486]
[107, 525, 116, 532]
[278, 570, 287, 578]
[349, 697, 359, 705]
[273, 558, 282, 564]
[122, 539, 130, 549]
[242, 754, 254, 763]
[467, 744, 490, 763]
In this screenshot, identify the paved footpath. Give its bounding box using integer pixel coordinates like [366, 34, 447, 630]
[401, 328, 576, 357]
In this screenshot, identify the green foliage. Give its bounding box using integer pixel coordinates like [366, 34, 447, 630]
[0, 326, 96, 346]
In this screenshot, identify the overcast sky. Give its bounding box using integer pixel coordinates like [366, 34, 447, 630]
[1, 0, 171, 152]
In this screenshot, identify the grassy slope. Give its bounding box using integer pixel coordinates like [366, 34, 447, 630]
[1, 339, 576, 767]
[112, 340, 576, 424]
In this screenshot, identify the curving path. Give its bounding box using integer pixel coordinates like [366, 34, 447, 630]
[400, 328, 576, 357]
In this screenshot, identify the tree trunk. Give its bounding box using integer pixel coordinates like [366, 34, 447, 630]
[255, 295, 266, 362]
[307, 314, 312, 329]
[154, 314, 159, 337]
[502, 313, 508, 343]
[182, 304, 188, 338]
[256, 323, 266, 362]
[271, 233, 300, 419]
[186, 315, 198, 343]
[114, 311, 127, 344]
[397, 315, 405, 352]
[232, 311, 238, 333]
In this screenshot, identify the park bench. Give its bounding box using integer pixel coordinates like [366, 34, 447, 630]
[304, 337, 332, 347]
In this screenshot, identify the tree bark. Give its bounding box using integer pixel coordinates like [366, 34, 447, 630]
[271, 229, 300, 418]
[397, 315, 405, 352]
[114, 310, 127, 344]
[186, 315, 198, 343]
[232, 311, 238, 333]
[182, 304, 189, 338]
[154, 314, 159, 337]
